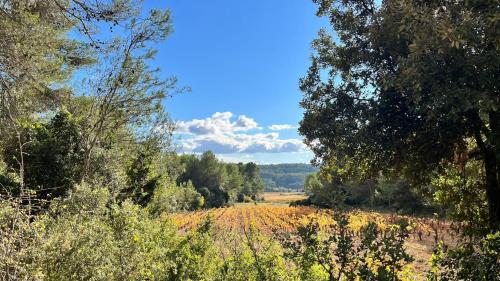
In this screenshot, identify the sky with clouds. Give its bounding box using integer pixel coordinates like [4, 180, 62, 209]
[145, 0, 328, 163]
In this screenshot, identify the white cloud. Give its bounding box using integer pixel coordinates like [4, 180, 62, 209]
[268, 124, 297, 131]
[175, 112, 307, 154]
[235, 115, 258, 130]
[177, 112, 259, 135]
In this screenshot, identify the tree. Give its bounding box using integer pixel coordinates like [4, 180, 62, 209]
[178, 151, 229, 208]
[303, 173, 346, 208]
[240, 163, 265, 200]
[300, 0, 500, 230]
[0, 0, 89, 199]
[2, 110, 85, 205]
[73, 7, 177, 181]
[0, 0, 176, 205]
[225, 163, 244, 201]
[122, 147, 161, 207]
[177, 152, 265, 206]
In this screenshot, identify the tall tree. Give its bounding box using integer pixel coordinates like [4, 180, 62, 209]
[240, 163, 265, 199]
[0, 0, 153, 199]
[300, 0, 500, 229]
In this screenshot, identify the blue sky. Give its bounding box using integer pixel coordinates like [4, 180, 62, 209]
[146, 1, 328, 164]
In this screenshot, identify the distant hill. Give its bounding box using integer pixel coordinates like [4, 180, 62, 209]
[258, 164, 319, 191]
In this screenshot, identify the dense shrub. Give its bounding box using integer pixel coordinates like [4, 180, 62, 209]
[147, 180, 204, 216]
[0, 184, 297, 280]
[217, 227, 296, 281]
[428, 232, 500, 281]
[31, 185, 182, 279]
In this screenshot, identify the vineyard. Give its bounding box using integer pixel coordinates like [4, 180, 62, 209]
[172, 204, 458, 272]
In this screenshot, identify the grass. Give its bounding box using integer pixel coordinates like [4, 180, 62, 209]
[262, 191, 307, 203]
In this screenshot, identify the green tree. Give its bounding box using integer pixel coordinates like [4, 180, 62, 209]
[304, 173, 346, 208]
[147, 180, 204, 216]
[300, 0, 500, 230]
[2, 110, 85, 204]
[122, 148, 161, 207]
[240, 162, 265, 200]
[225, 163, 244, 202]
[178, 151, 229, 208]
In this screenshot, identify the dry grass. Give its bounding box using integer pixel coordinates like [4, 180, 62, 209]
[262, 191, 307, 203]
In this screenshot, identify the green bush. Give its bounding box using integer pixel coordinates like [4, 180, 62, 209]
[147, 180, 204, 216]
[428, 232, 500, 281]
[30, 185, 181, 279]
[217, 227, 298, 281]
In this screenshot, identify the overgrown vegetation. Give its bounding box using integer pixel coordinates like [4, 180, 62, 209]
[302, 173, 436, 215]
[299, 0, 500, 279]
[0, 0, 498, 280]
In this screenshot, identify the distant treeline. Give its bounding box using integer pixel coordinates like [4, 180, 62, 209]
[258, 164, 318, 191]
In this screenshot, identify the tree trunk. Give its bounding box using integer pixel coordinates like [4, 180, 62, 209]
[471, 111, 500, 231]
[486, 111, 500, 231]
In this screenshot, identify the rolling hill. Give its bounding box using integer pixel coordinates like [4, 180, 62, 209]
[258, 163, 318, 191]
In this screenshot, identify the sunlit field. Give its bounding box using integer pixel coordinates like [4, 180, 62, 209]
[172, 202, 457, 274]
[262, 192, 307, 203]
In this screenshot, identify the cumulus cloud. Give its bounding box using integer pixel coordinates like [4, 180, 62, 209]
[268, 124, 297, 131]
[177, 112, 259, 135]
[175, 112, 307, 154]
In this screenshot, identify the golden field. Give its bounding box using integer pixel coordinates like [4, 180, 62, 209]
[172, 202, 457, 275]
[262, 191, 307, 203]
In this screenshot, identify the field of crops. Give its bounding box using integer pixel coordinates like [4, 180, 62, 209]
[172, 203, 458, 273]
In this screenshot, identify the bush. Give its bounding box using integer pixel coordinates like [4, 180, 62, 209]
[217, 227, 297, 281]
[147, 180, 204, 216]
[284, 212, 413, 281]
[428, 232, 500, 281]
[0, 184, 219, 280]
[30, 185, 181, 279]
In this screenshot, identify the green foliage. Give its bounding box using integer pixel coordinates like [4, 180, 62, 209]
[374, 179, 433, 214]
[431, 158, 489, 235]
[303, 173, 346, 208]
[428, 232, 500, 281]
[122, 142, 164, 206]
[259, 163, 318, 191]
[0, 200, 41, 280]
[177, 152, 228, 208]
[34, 185, 174, 280]
[2, 110, 85, 202]
[147, 180, 204, 216]
[17, 183, 215, 280]
[168, 219, 223, 280]
[218, 227, 297, 281]
[0, 0, 179, 214]
[1, 0, 498, 279]
[178, 151, 264, 207]
[302, 172, 433, 214]
[301, 0, 500, 229]
[240, 162, 265, 200]
[0, 0, 92, 117]
[226, 163, 244, 201]
[285, 213, 413, 281]
[1, 184, 300, 280]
